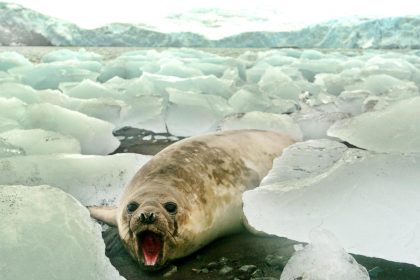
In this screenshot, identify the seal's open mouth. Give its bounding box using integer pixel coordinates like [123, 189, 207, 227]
[138, 231, 163, 267]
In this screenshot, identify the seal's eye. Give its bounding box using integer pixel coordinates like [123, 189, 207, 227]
[164, 202, 177, 214]
[126, 202, 139, 214]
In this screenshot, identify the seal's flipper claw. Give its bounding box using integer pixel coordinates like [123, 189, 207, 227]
[88, 206, 118, 226]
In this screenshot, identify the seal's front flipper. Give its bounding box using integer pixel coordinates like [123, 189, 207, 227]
[88, 206, 118, 227]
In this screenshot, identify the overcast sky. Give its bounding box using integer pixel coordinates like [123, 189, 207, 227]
[7, 0, 420, 38]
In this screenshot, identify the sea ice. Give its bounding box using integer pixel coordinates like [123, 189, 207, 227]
[0, 129, 81, 155]
[217, 111, 303, 141]
[328, 96, 420, 153]
[0, 153, 151, 205]
[0, 185, 125, 280]
[280, 230, 369, 280]
[21, 103, 120, 155]
[243, 139, 420, 267]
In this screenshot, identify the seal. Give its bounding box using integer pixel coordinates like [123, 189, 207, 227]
[89, 129, 295, 270]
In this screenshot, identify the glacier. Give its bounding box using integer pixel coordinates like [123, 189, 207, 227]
[0, 2, 419, 48]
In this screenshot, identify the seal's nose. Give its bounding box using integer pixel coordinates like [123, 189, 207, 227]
[140, 212, 156, 224]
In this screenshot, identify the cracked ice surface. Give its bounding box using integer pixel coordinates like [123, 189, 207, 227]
[243, 139, 420, 267]
[0, 153, 151, 206]
[0, 185, 125, 280]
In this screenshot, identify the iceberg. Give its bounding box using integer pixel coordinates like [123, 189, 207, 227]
[0, 153, 151, 205]
[0, 185, 125, 280]
[243, 139, 420, 267]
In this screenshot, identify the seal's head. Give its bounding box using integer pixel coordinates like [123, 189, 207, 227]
[118, 187, 189, 271]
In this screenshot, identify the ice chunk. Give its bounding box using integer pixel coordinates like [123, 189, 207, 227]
[0, 71, 16, 83]
[10, 61, 100, 90]
[35, 90, 127, 126]
[298, 59, 343, 82]
[0, 97, 27, 120]
[268, 99, 301, 115]
[345, 74, 418, 99]
[0, 83, 40, 103]
[0, 51, 32, 71]
[0, 138, 25, 158]
[280, 230, 369, 280]
[218, 111, 303, 141]
[120, 95, 167, 132]
[335, 90, 371, 116]
[165, 88, 233, 137]
[133, 72, 233, 99]
[314, 73, 355, 96]
[228, 88, 271, 113]
[258, 67, 301, 101]
[0, 117, 20, 133]
[63, 79, 118, 99]
[157, 59, 203, 78]
[0, 153, 151, 205]
[0, 185, 125, 280]
[41, 48, 103, 63]
[21, 103, 120, 155]
[243, 139, 420, 266]
[293, 106, 350, 140]
[0, 129, 81, 155]
[328, 96, 420, 153]
[300, 49, 324, 60]
[362, 55, 416, 80]
[98, 58, 145, 82]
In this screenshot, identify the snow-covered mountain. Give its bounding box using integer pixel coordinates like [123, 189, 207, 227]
[0, 2, 419, 48]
